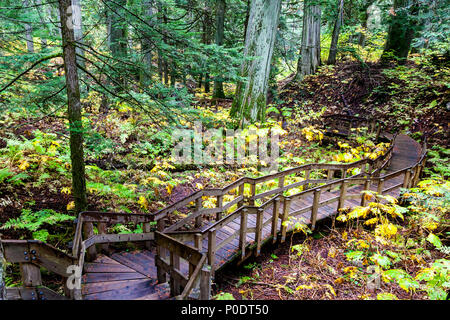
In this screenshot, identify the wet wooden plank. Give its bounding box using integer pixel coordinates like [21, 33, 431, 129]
[82, 272, 147, 284]
[82, 279, 151, 295]
[110, 252, 157, 278]
[84, 263, 135, 273]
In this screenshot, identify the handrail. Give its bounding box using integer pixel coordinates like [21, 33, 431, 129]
[161, 133, 426, 274]
[153, 120, 396, 234]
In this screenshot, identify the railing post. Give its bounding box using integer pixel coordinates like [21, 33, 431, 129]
[194, 233, 203, 251]
[361, 178, 371, 206]
[195, 197, 203, 229]
[199, 266, 211, 300]
[327, 169, 333, 181]
[156, 220, 167, 284]
[20, 263, 42, 287]
[97, 222, 109, 252]
[338, 180, 348, 210]
[278, 176, 284, 196]
[249, 182, 256, 206]
[255, 208, 264, 257]
[304, 170, 310, 190]
[271, 197, 280, 243]
[170, 251, 181, 296]
[238, 183, 244, 208]
[208, 229, 216, 276]
[239, 209, 248, 260]
[403, 169, 412, 188]
[143, 222, 151, 250]
[311, 189, 321, 231]
[280, 197, 292, 243]
[190, 233, 203, 276]
[377, 178, 385, 195]
[216, 195, 223, 221]
[83, 222, 97, 261]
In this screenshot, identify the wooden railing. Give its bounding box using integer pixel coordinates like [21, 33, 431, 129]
[154, 232, 210, 300]
[0, 115, 426, 300]
[162, 137, 426, 275]
[0, 240, 76, 300]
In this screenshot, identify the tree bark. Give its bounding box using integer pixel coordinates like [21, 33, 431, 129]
[327, 0, 344, 65]
[382, 0, 417, 63]
[58, 0, 87, 214]
[71, 0, 86, 69]
[213, 0, 226, 99]
[231, 0, 281, 124]
[296, 0, 321, 81]
[23, 0, 35, 53]
[142, 0, 154, 85]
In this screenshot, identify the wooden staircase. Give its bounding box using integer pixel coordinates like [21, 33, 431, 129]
[0, 115, 427, 300]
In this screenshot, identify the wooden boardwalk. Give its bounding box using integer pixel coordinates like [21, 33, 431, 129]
[81, 134, 423, 299]
[186, 134, 422, 270]
[2, 116, 426, 300]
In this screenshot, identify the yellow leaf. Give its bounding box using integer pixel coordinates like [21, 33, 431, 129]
[138, 196, 149, 210]
[61, 187, 71, 195]
[67, 201, 75, 211]
[19, 160, 30, 171]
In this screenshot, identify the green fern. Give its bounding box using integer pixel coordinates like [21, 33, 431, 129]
[1, 209, 75, 242]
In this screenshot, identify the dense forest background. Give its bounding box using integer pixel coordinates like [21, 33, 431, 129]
[0, 0, 448, 300]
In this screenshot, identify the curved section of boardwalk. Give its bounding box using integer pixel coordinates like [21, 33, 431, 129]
[79, 133, 423, 300]
[191, 134, 423, 269]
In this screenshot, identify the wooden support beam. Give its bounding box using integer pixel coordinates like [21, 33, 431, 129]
[361, 178, 371, 206]
[20, 263, 42, 287]
[278, 177, 284, 196]
[208, 229, 216, 275]
[304, 170, 310, 190]
[403, 170, 411, 188]
[255, 208, 264, 257]
[83, 222, 97, 261]
[377, 178, 385, 195]
[271, 197, 280, 243]
[249, 183, 256, 206]
[338, 180, 348, 210]
[238, 184, 244, 207]
[239, 209, 248, 260]
[216, 195, 223, 221]
[311, 189, 321, 231]
[97, 222, 109, 252]
[199, 267, 211, 300]
[143, 222, 152, 250]
[195, 197, 203, 229]
[280, 197, 292, 243]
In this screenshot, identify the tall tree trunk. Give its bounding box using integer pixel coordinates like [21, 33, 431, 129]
[202, 5, 212, 93]
[296, 0, 321, 81]
[327, 0, 344, 65]
[110, 0, 128, 89]
[58, 0, 87, 214]
[230, 0, 281, 124]
[71, 0, 86, 69]
[142, 0, 154, 85]
[33, 0, 48, 49]
[213, 0, 226, 99]
[382, 0, 417, 63]
[23, 0, 35, 53]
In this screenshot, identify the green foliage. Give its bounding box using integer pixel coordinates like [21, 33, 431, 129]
[213, 292, 236, 300]
[1, 208, 74, 242]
